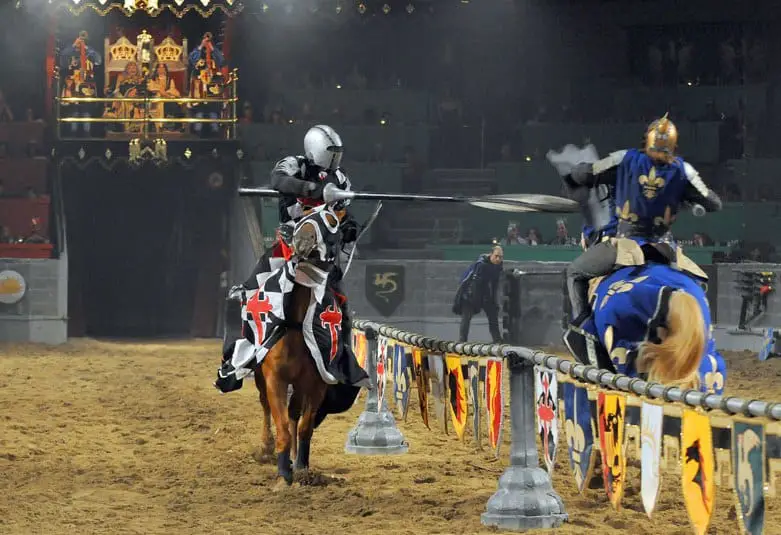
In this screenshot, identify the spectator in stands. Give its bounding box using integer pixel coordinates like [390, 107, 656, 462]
[525, 227, 542, 245]
[401, 145, 425, 192]
[299, 102, 314, 124]
[25, 186, 37, 199]
[504, 223, 525, 245]
[692, 232, 714, 247]
[453, 245, 504, 343]
[0, 180, 5, 197]
[701, 100, 722, 122]
[499, 142, 514, 162]
[346, 64, 368, 90]
[0, 226, 14, 244]
[549, 219, 576, 245]
[437, 87, 463, 127]
[239, 101, 254, 124]
[677, 38, 694, 84]
[0, 90, 14, 122]
[719, 37, 738, 85]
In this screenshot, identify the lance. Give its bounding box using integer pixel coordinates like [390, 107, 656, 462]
[238, 184, 579, 213]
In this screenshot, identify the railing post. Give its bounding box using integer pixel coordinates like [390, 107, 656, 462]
[344, 327, 408, 455]
[481, 352, 568, 530]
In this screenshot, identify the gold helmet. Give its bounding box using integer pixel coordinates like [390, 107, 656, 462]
[645, 113, 678, 164]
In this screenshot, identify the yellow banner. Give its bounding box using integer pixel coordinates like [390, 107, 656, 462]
[445, 354, 467, 440]
[681, 409, 715, 535]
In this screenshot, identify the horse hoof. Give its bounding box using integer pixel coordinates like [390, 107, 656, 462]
[293, 466, 309, 480]
[251, 447, 275, 464]
[272, 477, 292, 492]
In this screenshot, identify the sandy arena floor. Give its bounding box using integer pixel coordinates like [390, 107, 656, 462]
[1, 339, 781, 535]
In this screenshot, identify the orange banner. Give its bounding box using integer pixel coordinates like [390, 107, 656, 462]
[445, 354, 467, 440]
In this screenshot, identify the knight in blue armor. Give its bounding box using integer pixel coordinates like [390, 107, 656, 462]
[559, 115, 723, 328]
[568, 263, 726, 393]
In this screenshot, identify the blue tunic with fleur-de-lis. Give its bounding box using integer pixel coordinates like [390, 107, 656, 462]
[582, 263, 725, 394]
[603, 148, 699, 241]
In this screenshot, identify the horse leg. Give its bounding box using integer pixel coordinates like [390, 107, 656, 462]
[287, 387, 302, 464]
[293, 368, 328, 473]
[253, 371, 275, 459]
[261, 362, 294, 487]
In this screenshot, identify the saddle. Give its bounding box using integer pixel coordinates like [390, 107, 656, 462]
[612, 237, 708, 282]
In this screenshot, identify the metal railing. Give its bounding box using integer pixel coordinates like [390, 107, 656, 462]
[348, 317, 781, 531]
[54, 68, 240, 141]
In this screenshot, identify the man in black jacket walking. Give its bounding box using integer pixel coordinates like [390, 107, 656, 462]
[453, 246, 504, 343]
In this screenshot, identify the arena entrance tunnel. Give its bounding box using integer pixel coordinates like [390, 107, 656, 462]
[60, 163, 232, 338]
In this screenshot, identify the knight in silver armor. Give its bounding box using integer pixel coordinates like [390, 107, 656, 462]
[237, 125, 359, 357]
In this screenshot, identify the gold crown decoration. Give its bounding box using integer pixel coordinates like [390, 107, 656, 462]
[109, 37, 137, 62]
[154, 37, 183, 63]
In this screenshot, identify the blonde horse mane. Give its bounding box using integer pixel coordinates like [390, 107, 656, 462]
[637, 290, 705, 386]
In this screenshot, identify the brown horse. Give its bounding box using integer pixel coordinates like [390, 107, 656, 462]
[252, 282, 328, 488]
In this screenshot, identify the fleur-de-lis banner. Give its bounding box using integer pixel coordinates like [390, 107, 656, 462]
[393, 344, 411, 420]
[563, 382, 596, 493]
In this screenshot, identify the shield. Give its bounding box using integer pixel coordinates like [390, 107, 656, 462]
[640, 402, 664, 518]
[535, 368, 559, 473]
[733, 421, 765, 535]
[446, 354, 468, 440]
[681, 409, 715, 535]
[393, 344, 411, 420]
[485, 358, 504, 457]
[597, 392, 627, 510]
[365, 264, 405, 317]
[469, 360, 481, 448]
[376, 335, 388, 410]
[413, 349, 430, 430]
[428, 353, 448, 434]
[563, 382, 596, 493]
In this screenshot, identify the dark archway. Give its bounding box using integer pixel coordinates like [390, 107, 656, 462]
[61, 160, 232, 338]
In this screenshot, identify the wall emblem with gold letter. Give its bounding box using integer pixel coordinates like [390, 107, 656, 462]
[365, 265, 405, 317]
[0, 270, 27, 305]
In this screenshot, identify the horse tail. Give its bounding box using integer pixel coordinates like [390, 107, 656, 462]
[638, 290, 705, 387]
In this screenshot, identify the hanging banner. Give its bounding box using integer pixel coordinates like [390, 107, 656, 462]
[640, 402, 664, 518]
[535, 367, 559, 474]
[485, 358, 504, 456]
[412, 348, 430, 429]
[427, 353, 448, 434]
[376, 335, 388, 410]
[353, 332, 368, 371]
[446, 354, 467, 440]
[563, 382, 596, 493]
[469, 360, 481, 448]
[733, 420, 765, 535]
[598, 392, 627, 510]
[681, 409, 715, 535]
[393, 344, 411, 420]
